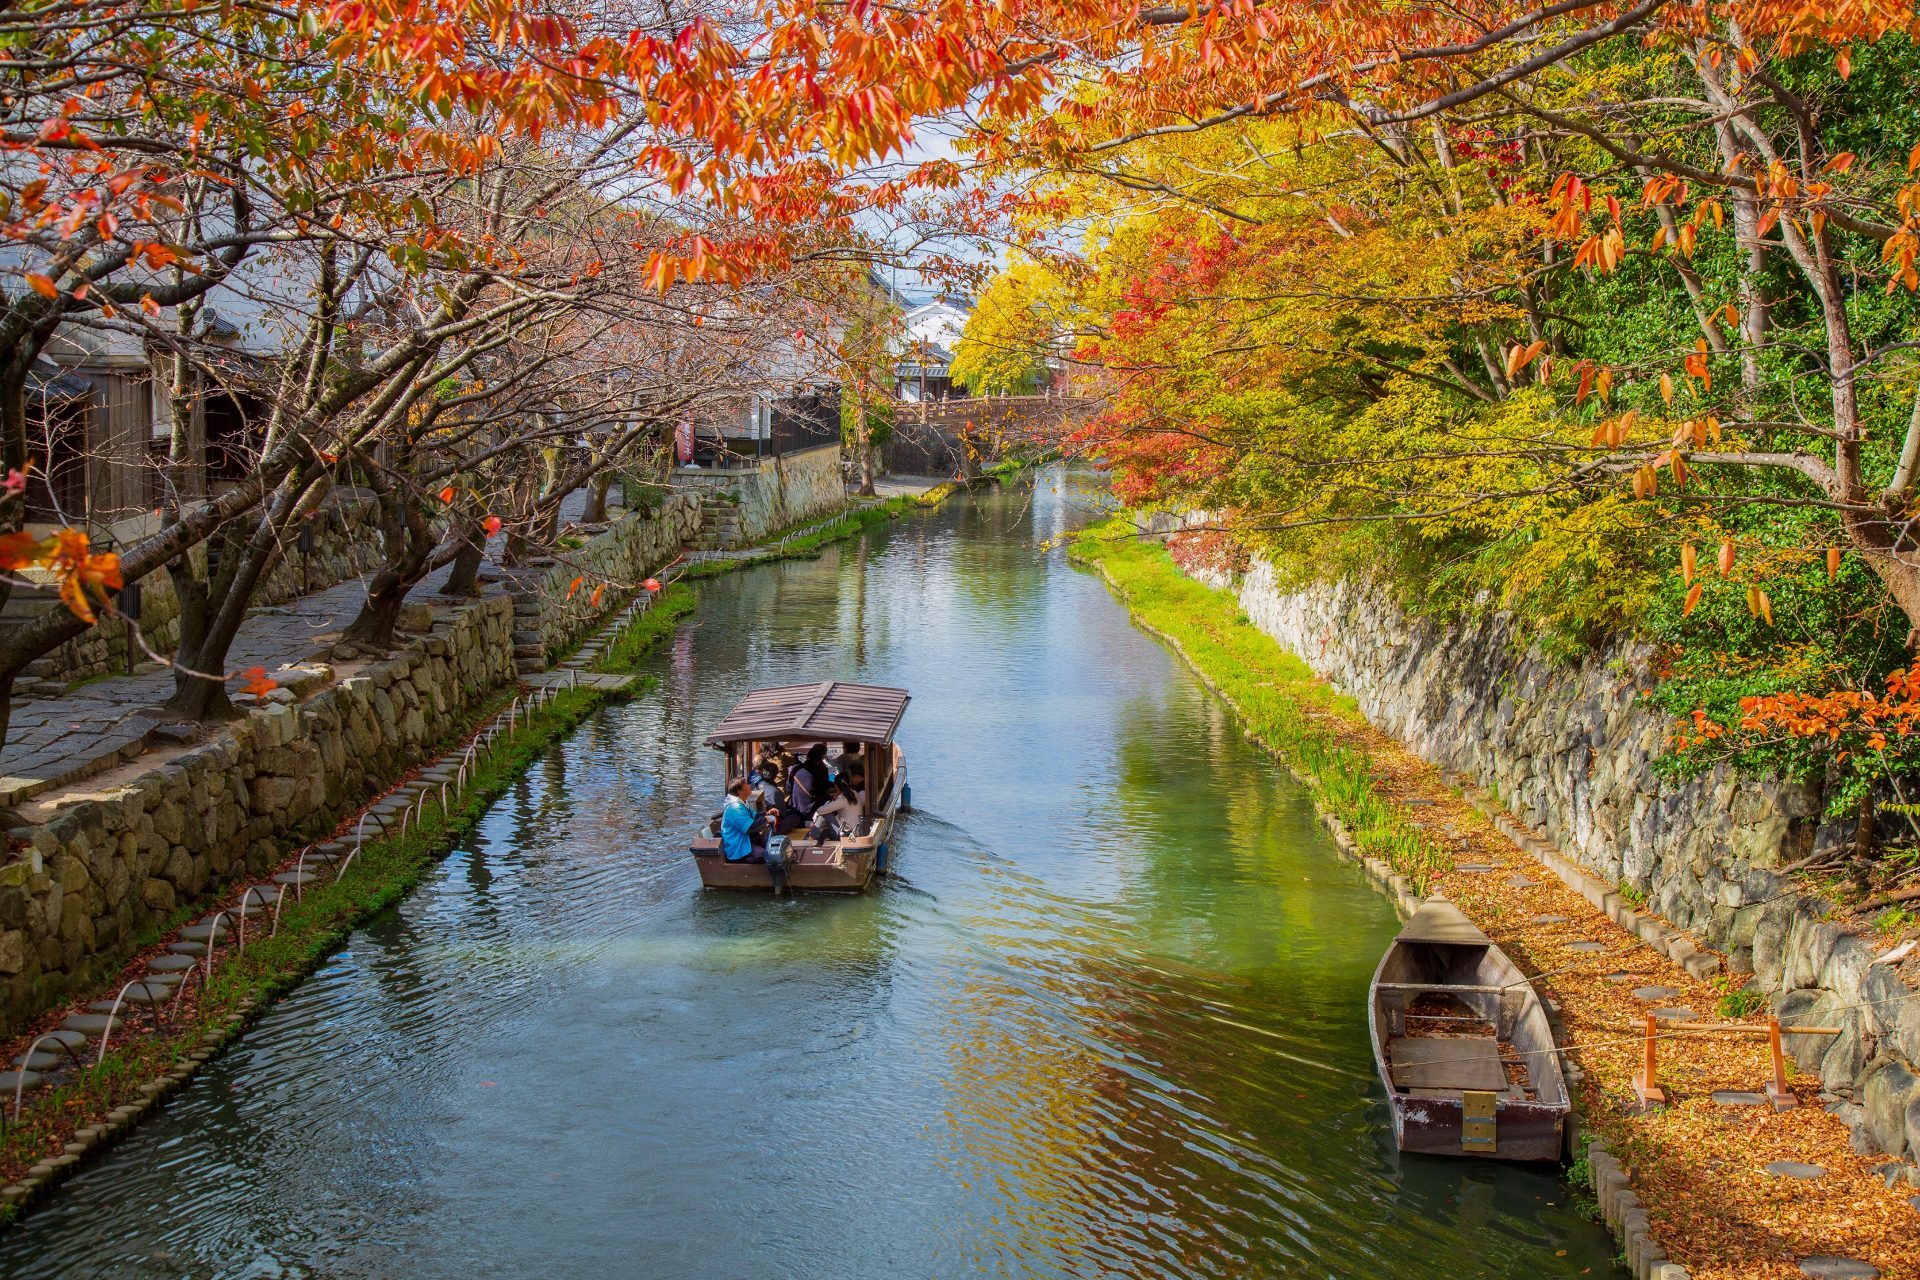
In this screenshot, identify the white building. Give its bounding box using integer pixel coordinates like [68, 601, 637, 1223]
[894, 299, 971, 402]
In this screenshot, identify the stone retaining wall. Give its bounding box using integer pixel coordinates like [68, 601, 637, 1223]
[675, 444, 846, 544]
[1198, 556, 1920, 1162]
[0, 591, 516, 1034]
[506, 494, 703, 669]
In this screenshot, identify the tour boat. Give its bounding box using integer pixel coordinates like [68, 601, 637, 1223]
[1367, 899, 1572, 1161]
[690, 680, 910, 892]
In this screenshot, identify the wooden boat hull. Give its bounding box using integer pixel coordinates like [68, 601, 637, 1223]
[1369, 899, 1571, 1163]
[690, 785, 901, 893]
[1392, 1095, 1567, 1162]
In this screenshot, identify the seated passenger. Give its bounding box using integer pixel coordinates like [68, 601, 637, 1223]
[831, 742, 863, 783]
[791, 744, 831, 816]
[720, 777, 764, 863]
[752, 756, 785, 810]
[809, 771, 866, 841]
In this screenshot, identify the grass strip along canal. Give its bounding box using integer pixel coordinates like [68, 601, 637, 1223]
[0, 469, 1626, 1278]
[1070, 515, 1920, 1280]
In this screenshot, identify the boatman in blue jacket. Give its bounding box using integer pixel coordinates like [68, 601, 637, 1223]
[722, 776, 787, 893]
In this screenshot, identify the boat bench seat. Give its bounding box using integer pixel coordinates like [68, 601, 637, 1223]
[1386, 1035, 1509, 1093]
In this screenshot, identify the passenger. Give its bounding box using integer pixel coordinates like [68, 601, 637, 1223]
[723, 775, 789, 891]
[832, 742, 863, 783]
[792, 744, 831, 816]
[720, 777, 762, 863]
[752, 755, 785, 811]
[809, 770, 865, 841]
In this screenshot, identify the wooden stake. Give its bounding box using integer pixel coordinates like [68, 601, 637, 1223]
[1632, 1013, 1667, 1107]
[1765, 1016, 1798, 1112]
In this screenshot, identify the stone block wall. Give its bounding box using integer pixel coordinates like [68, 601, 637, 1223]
[1200, 558, 1920, 1161]
[0, 593, 516, 1034]
[507, 494, 703, 668]
[675, 444, 847, 544]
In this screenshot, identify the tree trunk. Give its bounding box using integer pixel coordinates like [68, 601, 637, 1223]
[440, 534, 484, 597]
[1852, 791, 1877, 897]
[340, 567, 414, 649]
[855, 400, 876, 497]
[581, 471, 614, 523]
[341, 472, 434, 649]
[165, 473, 317, 719]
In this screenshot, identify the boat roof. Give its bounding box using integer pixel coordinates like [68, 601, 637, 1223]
[705, 681, 910, 748]
[1396, 899, 1491, 947]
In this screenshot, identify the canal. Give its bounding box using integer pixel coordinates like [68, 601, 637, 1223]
[0, 470, 1623, 1278]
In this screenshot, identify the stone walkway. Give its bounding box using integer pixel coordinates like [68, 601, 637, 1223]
[868, 474, 950, 499]
[1, 577, 399, 806]
[0, 476, 903, 806]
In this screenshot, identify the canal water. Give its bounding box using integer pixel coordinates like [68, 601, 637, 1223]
[0, 471, 1623, 1278]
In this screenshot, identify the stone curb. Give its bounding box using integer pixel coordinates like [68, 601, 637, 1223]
[0, 994, 263, 1217]
[0, 584, 668, 1224]
[1456, 784, 1724, 982]
[1588, 1140, 1690, 1280]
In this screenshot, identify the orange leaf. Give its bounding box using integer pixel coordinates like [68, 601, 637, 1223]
[567, 575, 584, 599]
[237, 666, 278, 700]
[1681, 544, 1696, 585]
[1718, 539, 1735, 576]
[1827, 547, 1842, 581]
[439, 485, 456, 503]
[0, 530, 45, 570]
[1683, 582, 1703, 616]
[1835, 49, 1851, 80]
[482, 515, 502, 536]
[590, 583, 606, 608]
[1659, 372, 1675, 406]
[25, 273, 57, 298]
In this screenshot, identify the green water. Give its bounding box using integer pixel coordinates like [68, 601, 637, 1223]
[0, 469, 1623, 1278]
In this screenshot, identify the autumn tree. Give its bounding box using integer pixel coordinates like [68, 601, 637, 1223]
[950, 259, 1071, 395]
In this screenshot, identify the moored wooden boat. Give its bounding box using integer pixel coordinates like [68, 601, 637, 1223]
[1368, 899, 1571, 1161]
[689, 681, 909, 892]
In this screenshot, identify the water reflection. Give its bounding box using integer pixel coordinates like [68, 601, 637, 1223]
[0, 468, 1622, 1279]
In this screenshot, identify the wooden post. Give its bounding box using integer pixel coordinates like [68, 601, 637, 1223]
[1631, 1013, 1667, 1107]
[1765, 1016, 1798, 1112]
